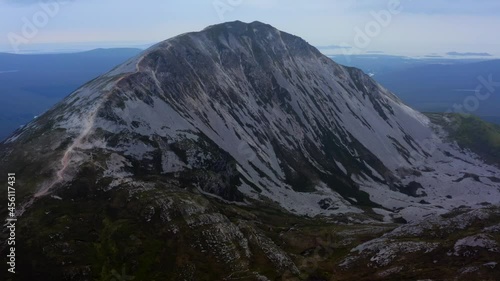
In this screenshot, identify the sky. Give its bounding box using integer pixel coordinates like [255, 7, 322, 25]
[1, 0, 499, 57]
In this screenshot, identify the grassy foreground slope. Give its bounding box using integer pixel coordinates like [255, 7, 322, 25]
[426, 113, 500, 166]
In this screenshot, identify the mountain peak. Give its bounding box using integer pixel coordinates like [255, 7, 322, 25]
[203, 20, 277, 33]
[155, 20, 322, 68]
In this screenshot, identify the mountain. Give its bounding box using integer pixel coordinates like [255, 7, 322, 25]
[0, 48, 143, 140]
[1, 21, 499, 280]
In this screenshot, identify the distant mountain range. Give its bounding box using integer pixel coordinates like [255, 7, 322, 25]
[375, 59, 500, 124]
[333, 55, 500, 125]
[447, 51, 492, 57]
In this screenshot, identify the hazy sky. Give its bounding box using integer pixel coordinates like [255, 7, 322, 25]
[1, 0, 499, 56]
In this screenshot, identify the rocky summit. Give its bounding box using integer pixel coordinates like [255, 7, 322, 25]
[1, 21, 499, 280]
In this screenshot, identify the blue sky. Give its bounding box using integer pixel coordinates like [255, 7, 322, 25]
[1, 0, 499, 56]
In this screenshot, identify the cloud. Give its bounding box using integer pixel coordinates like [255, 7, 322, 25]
[1, 0, 74, 5]
[401, 0, 500, 15]
[0, 70, 19, 74]
[315, 45, 352, 50]
[447, 51, 492, 57]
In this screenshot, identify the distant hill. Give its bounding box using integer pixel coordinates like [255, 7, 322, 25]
[0, 48, 142, 140]
[371, 59, 500, 124]
[330, 54, 488, 76]
[330, 56, 500, 125]
[426, 113, 500, 167]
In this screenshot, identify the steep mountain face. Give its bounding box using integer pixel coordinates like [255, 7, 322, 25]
[1, 21, 500, 280]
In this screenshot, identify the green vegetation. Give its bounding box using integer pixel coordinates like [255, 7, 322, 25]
[427, 113, 500, 166]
